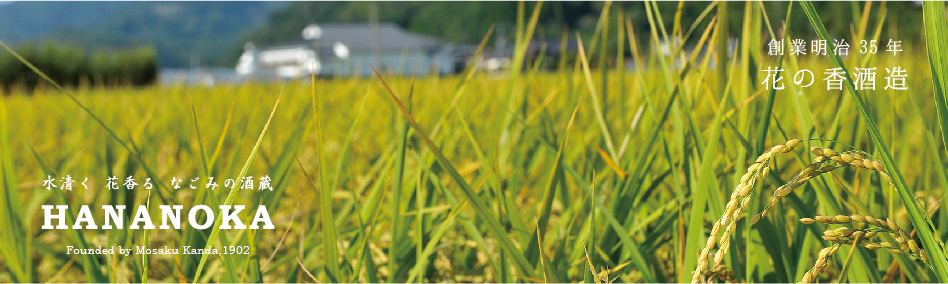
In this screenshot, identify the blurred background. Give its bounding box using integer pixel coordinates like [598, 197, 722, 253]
[0, 1, 927, 89]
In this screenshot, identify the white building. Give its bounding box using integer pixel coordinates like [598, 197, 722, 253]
[236, 22, 461, 79]
[236, 42, 319, 79]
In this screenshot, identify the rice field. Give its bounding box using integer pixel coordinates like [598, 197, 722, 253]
[3, 1, 948, 283]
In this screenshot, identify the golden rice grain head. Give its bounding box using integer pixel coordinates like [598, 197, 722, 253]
[871, 218, 886, 227]
[865, 216, 880, 226]
[864, 231, 877, 238]
[880, 242, 893, 248]
[740, 172, 752, 184]
[748, 162, 761, 173]
[797, 175, 813, 185]
[823, 148, 838, 157]
[835, 215, 852, 223]
[835, 159, 847, 167]
[887, 218, 901, 232]
[823, 230, 838, 237]
[921, 250, 930, 263]
[800, 218, 817, 224]
[831, 155, 843, 162]
[839, 153, 854, 163]
[813, 259, 827, 272]
[851, 214, 867, 223]
[810, 147, 824, 156]
[758, 209, 771, 221]
[893, 249, 906, 255]
[872, 161, 884, 172]
[756, 154, 769, 163]
[711, 220, 722, 235]
[819, 164, 836, 171]
[720, 218, 731, 228]
[851, 159, 865, 168]
[750, 214, 761, 225]
[738, 183, 753, 196]
[776, 186, 792, 197]
[862, 159, 873, 168]
[713, 249, 726, 264]
[853, 153, 864, 160]
[851, 231, 864, 239]
[908, 240, 919, 253]
[802, 164, 820, 175]
[699, 247, 711, 258]
[815, 155, 826, 163]
[895, 236, 906, 245]
[864, 243, 881, 249]
[835, 227, 855, 237]
[818, 247, 834, 258]
[738, 197, 752, 213]
[815, 216, 834, 224]
[770, 144, 786, 154]
[786, 139, 801, 149]
[719, 242, 731, 255]
[823, 236, 838, 242]
[725, 199, 738, 212]
[899, 230, 911, 241]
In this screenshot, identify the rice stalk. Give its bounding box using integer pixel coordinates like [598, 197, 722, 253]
[800, 2, 948, 280]
[799, 245, 841, 283]
[692, 139, 799, 282]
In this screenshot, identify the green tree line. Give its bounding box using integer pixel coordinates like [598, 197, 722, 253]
[0, 42, 157, 94]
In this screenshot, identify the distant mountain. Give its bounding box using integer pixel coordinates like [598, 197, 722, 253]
[0, 2, 137, 41]
[0, 1, 290, 68]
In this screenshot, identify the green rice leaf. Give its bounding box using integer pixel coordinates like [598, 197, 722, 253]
[801, 1, 948, 281]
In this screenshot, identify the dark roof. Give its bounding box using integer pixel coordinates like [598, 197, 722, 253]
[484, 39, 580, 58]
[264, 22, 443, 52]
